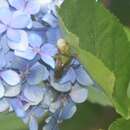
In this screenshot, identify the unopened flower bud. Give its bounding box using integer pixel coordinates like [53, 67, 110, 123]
[57, 39, 69, 54]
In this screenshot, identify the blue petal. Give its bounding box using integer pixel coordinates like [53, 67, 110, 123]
[27, 63, 49, 85]
[29, 33, 43, 48]
[59, 101, 77, 120]
[0, 0, 9, 8]
[76, 66, 93, 86]
[10, 11, 30, 29]
[23, 86, 43, 105]
[10, 98, 26, 118]
[0, 7, 12, 25]
[41, 44, 57, 56]
[5, 52, 16, 67]
[59, 67, 76, 84]
[42, 89, 55, 108]
[7, 30, 28, 51]
[25, 0, 40, 15]
[5, 84, 21, 97]
[0, 23, 6, 34]
[0, 80, 5, 98]
[11, 56, 29, 70]
[42, 12, 58, 27]
[7, 28, 21, 42]
[0, 35, 9, 53]
[15, 47, 36, 60]
[69, 84, 88, 103]
[0, 99, 9, 112]
[47, 27, 62, 45]
[8, 0, 25, 10]
[1, 70, 20, 86]
[31, 107, 46, 118]
[0, 53, 6, 68]
[29, 116, 38, 130]
[41, 54, 55, 69]
[51, 82, 72, 92]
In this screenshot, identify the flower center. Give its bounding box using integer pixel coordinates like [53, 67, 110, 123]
[32, 48, 41, 54]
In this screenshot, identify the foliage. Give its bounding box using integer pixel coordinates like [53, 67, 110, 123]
[59, 0, 130, 121]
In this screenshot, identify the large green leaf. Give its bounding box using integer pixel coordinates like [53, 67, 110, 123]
[109, 118, 130, 130]
[59, 0, 130, 118]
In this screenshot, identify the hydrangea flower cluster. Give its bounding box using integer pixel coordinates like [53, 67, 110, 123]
[0, 0, 93, 130]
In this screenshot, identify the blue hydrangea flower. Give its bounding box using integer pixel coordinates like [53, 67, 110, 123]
[15, 33, 58, 68]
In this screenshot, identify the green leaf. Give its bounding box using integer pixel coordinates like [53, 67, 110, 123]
[109, 118, 130, 130]
[59, 0, 130, 118]
[0, 113, 27, 130]
[88, 86, 112, 106]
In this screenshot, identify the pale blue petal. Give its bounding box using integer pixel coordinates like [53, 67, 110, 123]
[29, 33, 43, 48]
[0, 23, 6, 34]
[41, 55, 55, 69]
[7, 30, 28, 51]
[32, 21, 44, 29]
[8, 0, 25, 10]
[5, 84, 21, 97]
[42, 89, 55, 107]
[7, 28, 21, 42]
[0, 99, 9, 112]
[41, 44, 57, 56]
[51, 82, 72, 92]
[23, 86, 43, 105]
[37, 0, 53, 6]
[1, 70, 20, 86]
[27, 63, 49, 85]
[11, 56, 29, 70]
[59, 67, 76, 84]
[0, 7, 12, 25]
[10, 98, 26, 118]
[69, 84, 88, 103]
[76, 67, 93, 86]
[5, 52, 16, 67]
[0, 0, 9, 8]
[0, 80, 5, 98]
[59, 101, 77, 120]
[46, 27, 63, 45]
[29, 116, 38, 130]
[27, 18, 33, 29]
[31, 107, 46, 118]
[10, 11, 30, 29]
[0, 35, 9, 53]
[25, 0, 40, 14]
[42, 13, 58, 27]
[0, 53, 6, 68]
[15, 47, 36, 60]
